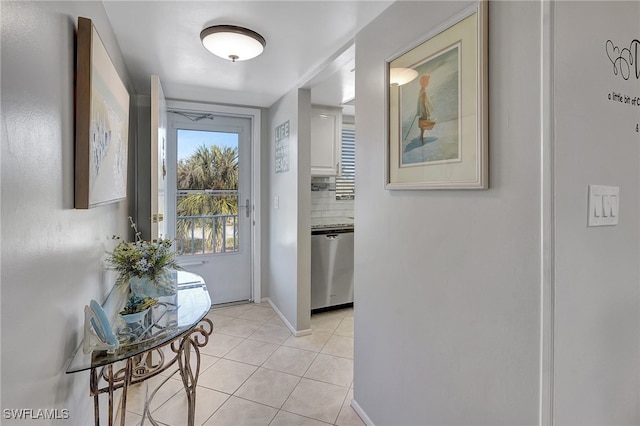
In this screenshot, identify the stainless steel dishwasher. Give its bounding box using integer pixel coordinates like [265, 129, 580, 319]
[311, 225, 354, 311]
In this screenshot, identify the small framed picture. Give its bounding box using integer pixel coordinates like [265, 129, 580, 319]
[386, 2, 488, 189]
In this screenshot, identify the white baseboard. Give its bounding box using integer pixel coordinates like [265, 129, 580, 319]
[263, 297, 312, 337]
[351, 399, 375, 426]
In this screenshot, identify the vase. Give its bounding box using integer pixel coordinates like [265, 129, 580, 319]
[129, 270, 177, 298]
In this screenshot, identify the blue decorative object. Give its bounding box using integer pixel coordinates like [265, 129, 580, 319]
[119, 294, 157, 324]
[84, 300, 119, 354]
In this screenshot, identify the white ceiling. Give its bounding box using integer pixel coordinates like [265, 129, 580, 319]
[102, 1, 393, 111]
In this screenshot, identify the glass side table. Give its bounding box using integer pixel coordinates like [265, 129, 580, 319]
[66, 271, 213, 426]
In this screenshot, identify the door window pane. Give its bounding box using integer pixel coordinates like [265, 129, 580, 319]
[176, 130, 239, 255]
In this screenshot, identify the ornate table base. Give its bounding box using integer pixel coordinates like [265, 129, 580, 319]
[89, 318, 213, 426]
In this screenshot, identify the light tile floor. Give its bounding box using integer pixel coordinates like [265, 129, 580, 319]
[124, 303, 364, 426]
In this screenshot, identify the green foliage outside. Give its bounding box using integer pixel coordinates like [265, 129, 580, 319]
[177, 145, 239, 254]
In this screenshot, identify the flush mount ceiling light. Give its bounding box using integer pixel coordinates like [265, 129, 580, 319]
[200, 25, 266, 62]
[389, 67, 419, 86]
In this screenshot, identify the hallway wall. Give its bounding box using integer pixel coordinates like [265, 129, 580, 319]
[265, 88, 312, 332]
[1, 2, 135, 424]
[552, 1, 640, 423]
[354, 1, 542, 423]
[353, 1, 640, 424]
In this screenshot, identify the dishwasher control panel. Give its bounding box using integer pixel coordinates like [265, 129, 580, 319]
[311, 224, 354, 235]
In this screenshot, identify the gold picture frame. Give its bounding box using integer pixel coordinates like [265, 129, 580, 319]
[386, 2, 488, 190]
[75, 17, 130, 208]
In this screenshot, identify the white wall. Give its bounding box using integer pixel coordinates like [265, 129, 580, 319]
[1, 1, 134, 424]
[353, 1, 542, 424]
[552, 2, 640, 424]
[266, 88, 311, 332]
[354, 1, 640, 424]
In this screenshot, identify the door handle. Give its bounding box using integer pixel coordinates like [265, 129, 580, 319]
[239, 199, 250, 218]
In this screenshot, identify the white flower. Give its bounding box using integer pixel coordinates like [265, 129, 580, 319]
[136, 258, 150, 272]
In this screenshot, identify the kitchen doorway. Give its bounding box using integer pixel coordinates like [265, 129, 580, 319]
[307, 42, 356, 315]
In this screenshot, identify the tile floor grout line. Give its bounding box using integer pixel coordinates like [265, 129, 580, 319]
[273, 407, 335, 426]
[333, 381, 353, 426]
[301, 374, 353, 390]
[230, 391, 292, 413]
[278, 373, 304, 410]
[197, 354, 220, 376]
[299, 347, 322, 378]
[198, 390, 232, 426]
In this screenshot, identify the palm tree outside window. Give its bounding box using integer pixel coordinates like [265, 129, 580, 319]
[176, 130, 239, 255]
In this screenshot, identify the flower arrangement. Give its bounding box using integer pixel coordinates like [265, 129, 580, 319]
[106, 217, 181, 287]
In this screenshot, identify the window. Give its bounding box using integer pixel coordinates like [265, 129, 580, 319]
[335, 124, 355, 200]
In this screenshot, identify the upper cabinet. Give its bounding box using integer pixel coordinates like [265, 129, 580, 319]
[311, 106, 342, 176]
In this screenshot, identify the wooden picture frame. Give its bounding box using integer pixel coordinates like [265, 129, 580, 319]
[385, 2, 488, 190]
[75, 17, 129, 208]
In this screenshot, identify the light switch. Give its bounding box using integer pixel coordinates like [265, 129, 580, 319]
[588, 185, 619, 226]
[602, 196, 610, 217]
[274, 195, 279, 210]
[610, 195, 618, 217]
[593, 194, 602, 217]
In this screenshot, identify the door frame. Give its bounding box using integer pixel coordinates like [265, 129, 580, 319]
[166, 100, 262, 303]
[540, 1, 555, 423]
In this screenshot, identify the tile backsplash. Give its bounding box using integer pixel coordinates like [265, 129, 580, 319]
[311, 177, 354, 226]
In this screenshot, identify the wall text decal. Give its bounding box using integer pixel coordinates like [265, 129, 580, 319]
[606, 39, 640, 80]
[275, 120, 290, 173]
[605, 39, 640, 133]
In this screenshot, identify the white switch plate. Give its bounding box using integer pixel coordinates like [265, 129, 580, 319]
[588, 185, 619, 226]
[274, 195, 279, 210]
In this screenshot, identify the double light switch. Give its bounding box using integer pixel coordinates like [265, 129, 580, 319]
[587, 185, 619, 227]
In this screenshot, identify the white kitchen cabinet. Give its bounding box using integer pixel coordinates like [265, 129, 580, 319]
[311, 106, 342, 176]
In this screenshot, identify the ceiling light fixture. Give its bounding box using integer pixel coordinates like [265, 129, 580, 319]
[389, 67, 419, 86]
[200, 25, 266, 62]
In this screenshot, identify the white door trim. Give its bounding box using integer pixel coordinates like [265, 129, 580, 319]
[539, 1, 555, 424]
[166, 100, 262, 303]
